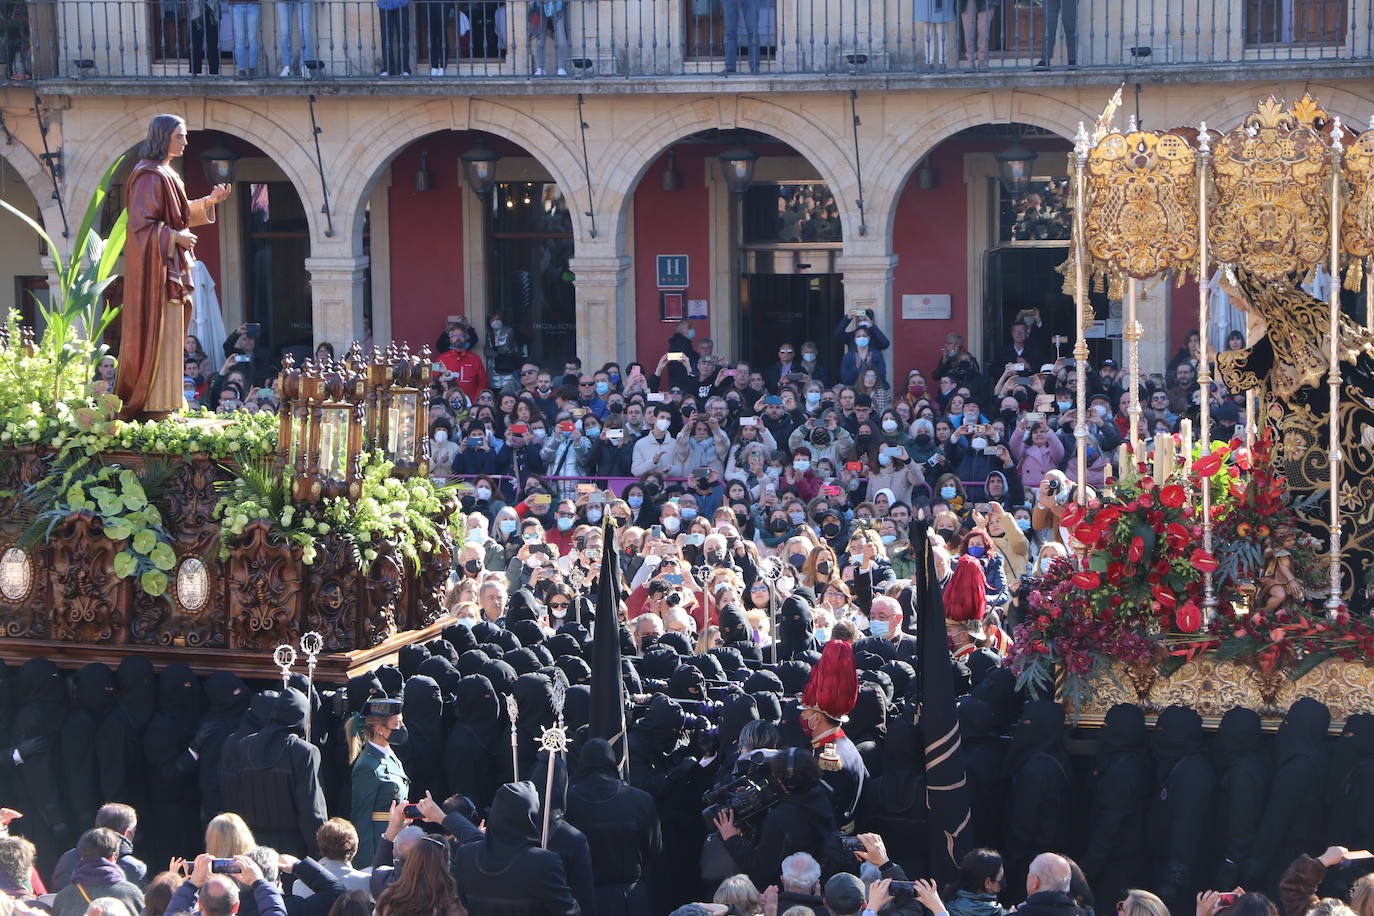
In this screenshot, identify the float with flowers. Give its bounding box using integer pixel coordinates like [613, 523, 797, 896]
[1010, 432, 1374, 727]
[0, 167, 461, 679]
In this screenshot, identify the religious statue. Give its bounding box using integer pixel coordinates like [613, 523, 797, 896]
[1254, 524, 1303, 614]
[1217, 272, 1374, 613]
[115, 114, 231, 420]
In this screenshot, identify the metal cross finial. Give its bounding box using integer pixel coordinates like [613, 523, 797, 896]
[1198, 121, 1210, 154]
[272, 644, 297, 691]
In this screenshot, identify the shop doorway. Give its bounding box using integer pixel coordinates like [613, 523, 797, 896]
[242, 181, 313, 353]
[487, 181, 577, 369]
[983, 246, 1114, 370]
[739, 264, 845, 375]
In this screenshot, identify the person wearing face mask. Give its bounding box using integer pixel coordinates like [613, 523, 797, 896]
[840, 325, 889, 388]
[985, 500, 1030, 585]
[484, 311, 522, 386]
[662, 319, 700, 390]
[865, 444, 926, 508]
[494, 422, 547, 488]
[842, 529, 895, 613]
[780, 447, 823, 501]
[1009, 416, 1066, 492]
[631, 407, 677, 475]
[906, 416, 940, 466]
[428, 419, 460, 475]
[467, 474, 506, 522]
[435, 328, 489, 402]
[587, 419, 635, 477]
[933, 472, 969, 518]
[541, 412, 594, 488]
[348, 697, 410, 866]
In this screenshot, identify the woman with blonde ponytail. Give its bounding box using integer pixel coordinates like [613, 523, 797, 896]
[347, 697, 411, 866]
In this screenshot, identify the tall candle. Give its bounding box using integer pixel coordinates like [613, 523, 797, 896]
[1179, 418, 1193, 475]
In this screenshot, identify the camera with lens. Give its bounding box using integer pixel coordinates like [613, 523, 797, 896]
[702, 752, 783, 825]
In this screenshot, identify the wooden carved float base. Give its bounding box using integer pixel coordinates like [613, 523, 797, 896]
[0, 614, 456, 683]
[1062, 655, 1374, 732]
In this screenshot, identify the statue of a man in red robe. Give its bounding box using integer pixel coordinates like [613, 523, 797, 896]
[115, 114, 231, 420]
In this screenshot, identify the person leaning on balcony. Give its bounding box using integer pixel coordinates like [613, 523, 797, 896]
[230, 0, 261, 76]
[188, 0, 221, 74]
[378, 0, 413, 75]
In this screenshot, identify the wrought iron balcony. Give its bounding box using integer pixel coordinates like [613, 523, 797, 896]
[10, 0, 1372, 83]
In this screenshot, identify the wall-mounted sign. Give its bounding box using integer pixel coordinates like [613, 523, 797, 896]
[901, 293, 951, 320]
[657, 254, 689, 289]
[687, 298, 708, 319]
[660, 291, 685, 321]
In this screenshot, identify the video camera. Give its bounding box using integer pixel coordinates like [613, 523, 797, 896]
[701, 750, 783, 825]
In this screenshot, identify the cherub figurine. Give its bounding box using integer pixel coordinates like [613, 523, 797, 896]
[1256, 524, 1302, 613]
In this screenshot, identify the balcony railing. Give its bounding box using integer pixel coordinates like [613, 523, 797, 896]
[14, 0, 1374, 81]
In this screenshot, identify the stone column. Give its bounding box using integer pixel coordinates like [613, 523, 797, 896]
[836, 252, 898, 382]
[305, 254, 370, 350]
[569, 253, 632, 368]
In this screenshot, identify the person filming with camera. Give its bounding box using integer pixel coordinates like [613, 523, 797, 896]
[712, 747, 837, 893]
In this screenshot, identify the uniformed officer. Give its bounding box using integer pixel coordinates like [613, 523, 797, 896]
[348, 697, 411, 866]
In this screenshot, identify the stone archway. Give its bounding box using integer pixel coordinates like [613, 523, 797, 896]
[592, 95, 862, 255]
[865, 90, 1085, 243]
[61, 99, 325, 241]
[328, 97, 592, 257]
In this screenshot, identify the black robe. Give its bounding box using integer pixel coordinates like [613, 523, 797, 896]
[446, 674, 507, 817]
[196, 672, 250, 823]
[530, 751, 598, 916]
[956, 695, 1007, 851]
[237, 688, 328, 857]
[454, 781, 580, 916]
[396, 674, 448, 802]
[1002, 699, 1070, 895]
[1147, 705, 1216, 914]
[220, 691, 277, 815]
[7, 658, 71, 851]
[1326, 713, 1374, 865]
[95, 656, 157, 814]
[141, 662, 203, 867]
[858, 711, 926, 876]
[1212, 707, 1271, 890]
[564, 738, 663, 916]
[722, 782, 837, 893]
[1250, 698, 1330, 896]
[60, 663, 117, 829]
[1083, 703, 1152, 909]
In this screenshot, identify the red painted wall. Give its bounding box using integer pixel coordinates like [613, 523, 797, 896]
[888, 136, 1072, 383]
[632, 146, 712, 362]
[1171, 277, 1200, 357]
[387, 135, 465, 347]
[182, 131, 265, 294]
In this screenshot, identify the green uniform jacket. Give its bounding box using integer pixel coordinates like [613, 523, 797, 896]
[350, 743, 410, 866]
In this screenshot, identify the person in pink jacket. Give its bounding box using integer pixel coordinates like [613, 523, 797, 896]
[1009, 418, 1065, 490]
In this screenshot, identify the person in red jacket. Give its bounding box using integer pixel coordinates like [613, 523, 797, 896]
[437, 327, 489, 402]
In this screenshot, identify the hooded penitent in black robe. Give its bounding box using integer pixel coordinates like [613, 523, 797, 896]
[61, 663, 117, 829]
[956, 695, 1007, 851]
[1212, 707, 1271, 890]
[454, 780, 580, 916]
[857, 711, 927, 877]
[848, 684, 889, 777]
[219, 690, 277, 814]
[396, 674, 447, 802]
[1250, 697, 1330, 896]
[565, 737, 663, 916]
[197, 672, 250, 823]
[1147, 705, 1215, 915]
[530, 751, 598, 916]
[238, 688, 328, 856]
[514, 672, 558, 769]
[1082, 703, 1152, 909]
[96, 656, 157, 813]
[142, 662, 203, 866]
[9, 658, 71, 850]
[774, 595, 822, 661]
[1002, 699, 1070, 895]
[446, 674, 506, 817]
[1326, 713, 1374, 867]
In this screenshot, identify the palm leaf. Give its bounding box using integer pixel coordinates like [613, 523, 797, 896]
[0, 197, 64, 280]
[69, 155, 125, 289]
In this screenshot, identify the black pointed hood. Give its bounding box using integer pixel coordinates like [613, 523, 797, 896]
[458, 649, 492, 676]
[248, 687, 309, 768]
[157, 662, 203, 732]
[444, 623, 479, 655]
[114, 656, 157, 730]
[72, 662, 118, 719]
[1096, 703, 1147, 771]
[1151, 704, 1205, 774]
[480, 781, 542, 871]
[1213, 707, 1264, 768]
[1003, 699, 1066, 777]
[417, 656, 462, 698]
[575, 737, 620, 781]
[205, 672, 250, 720]
[530, 750, 569, 823]
[1275, 697, 1330, 766]
[398, 644, 430, 678]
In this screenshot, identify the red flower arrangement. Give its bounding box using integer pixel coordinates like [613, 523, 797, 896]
[1010, 431, 1374, 698]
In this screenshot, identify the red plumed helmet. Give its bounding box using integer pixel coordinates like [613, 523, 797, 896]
[944, 554, 988, 623]
[802, 639, 858, 722]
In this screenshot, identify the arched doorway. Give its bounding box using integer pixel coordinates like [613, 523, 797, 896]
[886, 122, 1106, 376]
[99, 130, 314, 364]
[361, 130, 577, 377]
[627, 129, 845, 376]
[0, 158, 51, 325]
